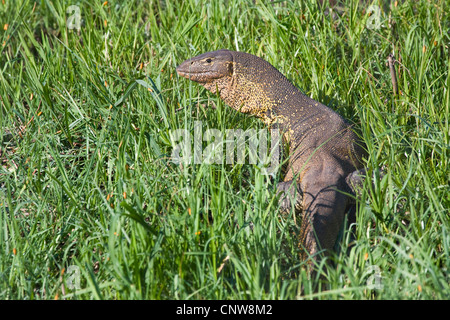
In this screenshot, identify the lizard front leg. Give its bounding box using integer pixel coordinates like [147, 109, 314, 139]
[277, 180, 303, 214]
[298, 166, 349, 262]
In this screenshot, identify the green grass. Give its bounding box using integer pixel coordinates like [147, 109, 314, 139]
[0, 0, 448, 299]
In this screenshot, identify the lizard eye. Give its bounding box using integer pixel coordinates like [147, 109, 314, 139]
[206, 58, 212, 63]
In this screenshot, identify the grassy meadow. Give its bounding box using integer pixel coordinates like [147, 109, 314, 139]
[0, 0, 448, 299]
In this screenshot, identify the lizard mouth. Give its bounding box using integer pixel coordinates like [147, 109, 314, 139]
[176, 67, 207, 76]
[176, 66, 218, 83]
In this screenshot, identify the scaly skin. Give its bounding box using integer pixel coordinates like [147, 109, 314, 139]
[176, 49, 367, 262]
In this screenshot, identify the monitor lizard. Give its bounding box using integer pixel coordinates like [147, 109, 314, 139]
[176, 49, 367, 263]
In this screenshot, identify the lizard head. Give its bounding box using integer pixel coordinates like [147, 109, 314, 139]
[176, 49, 286, 121]
[176, 49, 233, 84]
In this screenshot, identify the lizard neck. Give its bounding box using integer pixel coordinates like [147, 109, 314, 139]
[202, 51, 328, 133]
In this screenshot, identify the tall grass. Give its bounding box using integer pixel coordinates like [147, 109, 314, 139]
[0, 0, 448, 299]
